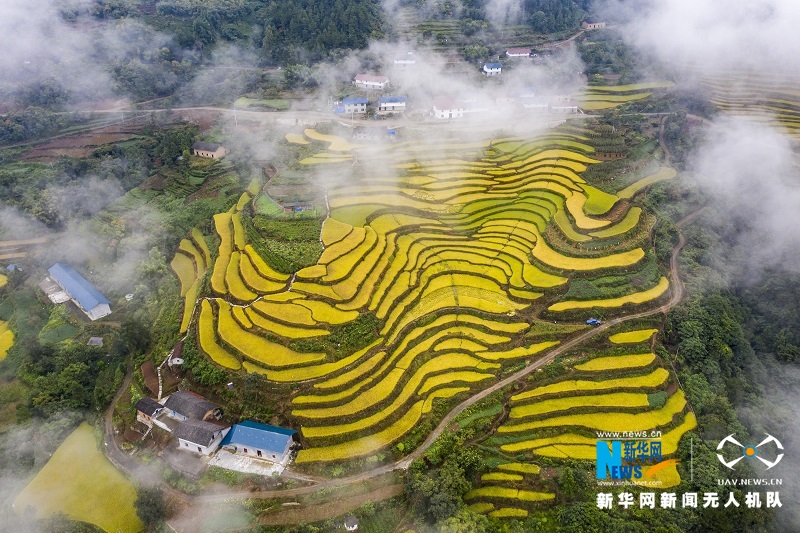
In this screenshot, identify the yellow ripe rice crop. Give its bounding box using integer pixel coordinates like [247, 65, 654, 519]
[617, 168, 677, 199]
[554, 208, 592, 242]
[660, 412, 698, 455]
[232, 305, 253, 328]
[482, 472, 523, 482]
[321, 218, 353, 246]
[245, 307, 328, 339]
[191, 228, 212, 266]
[510, 392, 650, 419]
[422, 387, 469, 412]
[490, 508, 529, 518]
[586, 81, 674, 92]
[198, 301, 241, 369]
[296, 300, 359, 325]
[418, 371, 493, 394]
[501, 434, 597, 453]
[251, 300, 316, 325]
[318, 227, 366, 264]
[236, 192, 251, 212]
[434, 338, 487, 353]
[565, 193, 611, 229]
[296, 265, 327, 279]
[609, 328, 659, 344]
[211, 212, 233, 294]
[548, 277, 669, 311]
[231, 212, 246, 250]
[243, 245, 290, 281]
[590, 207, 642, 238]
[179, 238, 206, 272]
[295, 352, 495, 422]
[303, 128, 360, 151]
[313, 350, 387, 391]
[532, 444, 597, 460]
[476, 341, 559, 362]
[466, 487, 555, 502]
[179, 281, 199, 334]
[0, 274, 6, 288]
[637, 461, 681, 488]
[499, 390, 687, 433]
[574, 353, 656, 371]
[247, 340, 381, 383]
[285, 133, 310, 145]
[217, 301, 325, 367]
[170, 252, 196, 297]
[0, 321, 14, 360]
[323, 228, 378, 282]
[578, 184, 619, 216]
[498, 463, 541, 475]
[468, 503, 495, 513]
[512, 367, 670, 401]
[225, 252, 258, 301]
[533, 232, 644, 271]
[578, 93, 652, 105]
[239, 252, 286, 293]
[294, 400, 425, 463]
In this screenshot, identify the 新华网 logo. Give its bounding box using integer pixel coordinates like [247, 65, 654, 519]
[596, 440, 662, 480]
[716, 434, 784, 470]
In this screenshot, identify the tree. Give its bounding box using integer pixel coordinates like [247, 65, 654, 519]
[135, 486, 166, 531]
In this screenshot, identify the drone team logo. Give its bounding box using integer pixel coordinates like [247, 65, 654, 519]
[716, 434, 784, 470]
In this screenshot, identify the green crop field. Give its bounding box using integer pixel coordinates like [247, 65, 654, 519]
[14, 423, 143, 532]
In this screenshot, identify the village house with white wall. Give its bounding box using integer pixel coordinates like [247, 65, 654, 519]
[353, 74, 390, 90]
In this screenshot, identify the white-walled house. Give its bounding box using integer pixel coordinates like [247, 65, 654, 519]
[377, 95, 407, 114]
[46, 263, 111, 321]
[174, 419, 230, 455]
[483, 62, 502, 76]
[353, 74, 390, 90]
[432, 96, 465, 119]
[506, 47, 531, 58]
[341, 97, 368, 114]
[192, 142, 229, 159]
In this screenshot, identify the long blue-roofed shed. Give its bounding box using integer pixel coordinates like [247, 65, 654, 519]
[220, 420, 297, 462]
[47, 263, 111, 320]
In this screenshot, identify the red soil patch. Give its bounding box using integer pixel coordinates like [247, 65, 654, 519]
[141, 360, 159, 396]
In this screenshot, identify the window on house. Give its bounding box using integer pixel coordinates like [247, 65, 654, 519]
[244, 448, 248, 454]
[197, 446, 202, 452]
[257, 450, 262, 457]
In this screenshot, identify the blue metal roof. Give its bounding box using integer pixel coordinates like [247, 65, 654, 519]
[378, 96, 407, 104]
[485, 62, 503, 69]
[48, 263, 110, 311]
[342, 97, 368, 104]
[220, 420, 296, 453]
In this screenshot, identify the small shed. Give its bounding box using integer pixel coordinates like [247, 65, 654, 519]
[344, 515, 359, 531]
[174, 419, 229, 455]
[87, 337, 104, 347]
[135, 397, 164, 428]
[220, 420, 297, 463]
[192, 142, 229, 159]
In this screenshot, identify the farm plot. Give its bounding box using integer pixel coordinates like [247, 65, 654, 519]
[178, 131, 676, 469]
[575, 82, 673, 111]
[14, 423, 143, 532]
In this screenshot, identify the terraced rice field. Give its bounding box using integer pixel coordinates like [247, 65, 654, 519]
[576, 82, 674, 111]
[0, 320, 13, 360]
[699, 71, 800, 139]
[182, 130, 679, 470]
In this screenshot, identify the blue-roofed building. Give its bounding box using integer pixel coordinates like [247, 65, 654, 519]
[377, 95, 407, 114]
[341, 97, 368, 115]
[220, 420, 297, 463]
[483, 62, 502, 76]
[47, 263, 111, 320]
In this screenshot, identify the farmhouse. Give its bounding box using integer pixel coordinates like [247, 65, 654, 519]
[377, 95, 407, 114]
[353, 126, 387, 141]
[192, 141, 228, 159]
[432, 96, 465, 119]
[341, 97, 368, 115]
[163, 390, 222, 421]
[174, 419, 230, 455]
[134, 397, 164, 428]
[353, 74, 390, 90]
[45, 263, 111, 321]
[550, 100, 579, 114]
[506, 47, 531, 58]
[344, 515, 359, 531]
[581, 20, 607, 30]
[483, 62, 502, 76]
[219, 420, 297, 463]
